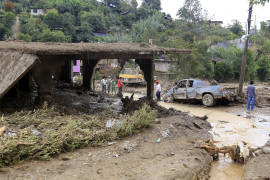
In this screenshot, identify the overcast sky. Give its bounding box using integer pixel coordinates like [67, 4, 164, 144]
[138, 0, 270, 28]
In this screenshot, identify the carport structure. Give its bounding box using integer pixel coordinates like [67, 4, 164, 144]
[0, 41, 191, 100]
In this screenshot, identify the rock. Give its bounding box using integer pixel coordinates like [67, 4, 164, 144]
[161, 130, 170, 138]
[61, 157, 70, 161]
[32, 130, 41, 136]
[262, 147, 270, 154]
[114, 154, 120, 158]
[196, 115, 208, 121]
[154, 120, 161, 124]
[106, 120, 122, 128]
[253, 149, 263, 156]
[108, 142, 116, 146]
[194, 141, 201, 148]
[225, 127, 233, 132]
[122, 141, 136, 153]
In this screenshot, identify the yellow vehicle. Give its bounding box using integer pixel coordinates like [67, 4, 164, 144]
[119, 67, 145, 85]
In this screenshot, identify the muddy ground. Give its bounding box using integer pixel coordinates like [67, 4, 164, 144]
[0, 114, 212, 180]
[1, 80, 270, 180]
[243, 141, 270, 180]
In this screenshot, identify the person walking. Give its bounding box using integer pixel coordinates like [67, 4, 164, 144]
[101, 76, 107, 93]
[247, 80, 256, 111]
[118, 77, 123, 95]
[155, 80, 161, 101]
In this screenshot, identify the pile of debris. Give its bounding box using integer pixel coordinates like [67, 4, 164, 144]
[121, 94, 183, 118]
[195, 139, 251, 164]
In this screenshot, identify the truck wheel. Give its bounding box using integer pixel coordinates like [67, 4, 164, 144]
[202, 94, 215, 106]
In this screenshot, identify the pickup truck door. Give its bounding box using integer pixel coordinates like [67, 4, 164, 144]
[186, 80, 196, 99]
[173, 80, 187, 99]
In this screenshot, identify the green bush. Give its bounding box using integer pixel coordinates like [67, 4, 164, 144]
[118, 104, 157, 137]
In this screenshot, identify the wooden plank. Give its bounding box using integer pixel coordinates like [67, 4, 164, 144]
[0, 51, 38, 99]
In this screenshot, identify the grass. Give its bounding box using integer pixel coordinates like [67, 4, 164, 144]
[0, 104, 156, 167]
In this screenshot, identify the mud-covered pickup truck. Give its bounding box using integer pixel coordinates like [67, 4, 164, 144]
[163, 79, 235, 106]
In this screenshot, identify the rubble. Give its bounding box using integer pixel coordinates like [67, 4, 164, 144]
[196, 139, 248, 164]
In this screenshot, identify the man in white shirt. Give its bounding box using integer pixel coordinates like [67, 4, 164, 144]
[101, 77, 107, 93]
[155, 80, 161, 101]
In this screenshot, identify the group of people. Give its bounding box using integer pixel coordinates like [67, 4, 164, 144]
[101, 76, 162, 101]
[101, 76, 123, 95]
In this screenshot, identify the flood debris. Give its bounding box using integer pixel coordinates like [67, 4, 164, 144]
[195, 139, 249, 163]
[106, 120, 122, 128]
[0, 103, 156, 167]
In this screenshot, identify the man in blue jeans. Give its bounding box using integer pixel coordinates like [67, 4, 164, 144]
[247, 80, 256, 111]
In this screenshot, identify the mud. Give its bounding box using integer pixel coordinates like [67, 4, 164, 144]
[0, 82, 123, 115]
[0, 115, 212, 180]
[243, 141, 270, 180]
[158, 101, 270, 180]
[121, 95, 184, 118]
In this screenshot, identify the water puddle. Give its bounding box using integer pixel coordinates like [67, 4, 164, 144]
[158, 102, 270, 179]
[209, 156, 243, 180]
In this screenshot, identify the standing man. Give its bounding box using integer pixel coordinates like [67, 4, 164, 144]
[247, 80, 256, 111]
[101, 76, 107, 93]
[118, 77, 123, 96]
[156, 80, 161, 101]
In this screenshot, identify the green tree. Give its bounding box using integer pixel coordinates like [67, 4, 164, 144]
[38, 29, 71, 42]
[257, 56, 270, 81]
[142, 0, 161, 11]
[80, 11, 106, 33]
[0, 23, 9, 40]
[75, 23, 94, 42]
[17, 33, 32, 42]
[228, 20, 244, 37]
[43, 9, 63, 29]
[131, 0, 138, 9]
[177, 0, 206, 23]
[55, 0, 82, 17]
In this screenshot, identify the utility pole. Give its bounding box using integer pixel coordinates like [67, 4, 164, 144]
[238, 4, 253, 96]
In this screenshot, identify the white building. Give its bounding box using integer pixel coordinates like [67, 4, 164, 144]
[30, 9, 44, 16]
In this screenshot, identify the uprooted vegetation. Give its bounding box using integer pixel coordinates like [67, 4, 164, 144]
[0, 103, 156, 167]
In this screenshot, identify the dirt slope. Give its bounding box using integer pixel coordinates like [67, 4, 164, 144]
[0, 115, 212, 180]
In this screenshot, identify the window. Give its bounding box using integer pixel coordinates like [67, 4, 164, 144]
[178, 80, 187, 88]
[188, 80, 194, 87]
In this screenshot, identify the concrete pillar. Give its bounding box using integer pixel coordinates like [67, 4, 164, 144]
[83, 59, 99, 90]
[62, 59, 72, 83]
[136, 58, 154, 99]
[33, 65, 53, 98]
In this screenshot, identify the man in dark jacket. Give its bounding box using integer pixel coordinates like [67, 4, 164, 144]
[247, 80, 256, 111]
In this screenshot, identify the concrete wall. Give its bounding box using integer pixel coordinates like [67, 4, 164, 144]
[154, 59, 177, 73]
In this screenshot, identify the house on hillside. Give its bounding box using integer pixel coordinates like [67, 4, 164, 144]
[208, 20, 223, 26]
[30, 9, 45, 16]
